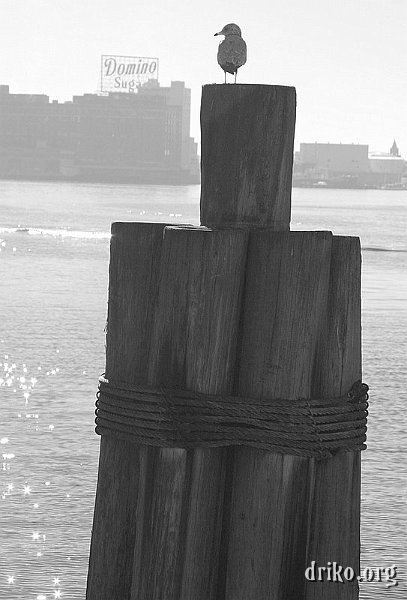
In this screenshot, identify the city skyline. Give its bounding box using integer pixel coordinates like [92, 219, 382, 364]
[1, 0, 405, 153]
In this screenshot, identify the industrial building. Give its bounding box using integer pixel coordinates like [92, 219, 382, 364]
[294, 141, 407, 188]
[0, 81, 199, 184]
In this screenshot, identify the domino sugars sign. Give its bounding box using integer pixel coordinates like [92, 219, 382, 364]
[100, 55, 159, 93]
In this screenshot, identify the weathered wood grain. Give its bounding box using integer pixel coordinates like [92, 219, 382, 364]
[224, 230, 333, 600]
[86, 222, 167, 600]
[305, 236, 362, 600]
[200, 84, 296, 230]
[130, 226, 248, 600]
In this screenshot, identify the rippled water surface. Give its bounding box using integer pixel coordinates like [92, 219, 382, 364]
[0, 181, 406, 599]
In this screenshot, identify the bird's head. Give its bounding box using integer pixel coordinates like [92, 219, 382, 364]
[214, 23, 242, 37]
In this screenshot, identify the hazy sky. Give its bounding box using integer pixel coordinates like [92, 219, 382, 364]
[1, 0, 405, 153]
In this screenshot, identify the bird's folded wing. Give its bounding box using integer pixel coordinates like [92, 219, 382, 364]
[218, 38, 247, 67]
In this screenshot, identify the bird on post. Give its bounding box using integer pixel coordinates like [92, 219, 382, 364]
[214, 23, 247, 83]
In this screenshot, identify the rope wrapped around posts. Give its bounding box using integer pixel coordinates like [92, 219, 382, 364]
[95, 376, 369, 460]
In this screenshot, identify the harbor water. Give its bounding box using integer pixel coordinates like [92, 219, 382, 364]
[0, 180, 406, 599]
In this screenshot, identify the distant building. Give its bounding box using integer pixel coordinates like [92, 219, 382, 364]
[369, 140, 406, 187]
[295, 142, 370, 175]
[0, 82, 199, 184]
[294, 141, 407, 188]
[369, 154, 407, 180]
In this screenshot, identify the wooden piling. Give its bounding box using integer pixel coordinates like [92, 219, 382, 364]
[200, 84, 296, 229]
[224, 230, 333, 600]
[86, 223, 167, 599]
[305, 236, 362, 600]
[87, 83, 364, 600]
[130, 226, 248, 600]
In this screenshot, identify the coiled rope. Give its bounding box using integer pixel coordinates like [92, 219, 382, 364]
[95, 376, 369, 460]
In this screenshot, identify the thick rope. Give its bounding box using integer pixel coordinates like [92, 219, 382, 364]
[95, 377, 369, 460]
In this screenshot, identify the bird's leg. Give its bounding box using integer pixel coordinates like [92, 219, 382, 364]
[234, 71, 237, 84]
[224, 71, 226, 84]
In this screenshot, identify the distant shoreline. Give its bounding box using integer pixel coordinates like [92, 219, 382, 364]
[0, 173, 200, 186]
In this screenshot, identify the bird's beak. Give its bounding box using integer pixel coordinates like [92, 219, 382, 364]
[214, 32, 219, 36]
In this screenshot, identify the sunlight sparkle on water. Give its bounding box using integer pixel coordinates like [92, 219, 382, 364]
[7, 575, 15, 584]
[3, 453, 15, 459]
[23, 485, 31, 495]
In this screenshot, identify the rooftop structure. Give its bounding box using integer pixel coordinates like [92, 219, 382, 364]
[390, 139, 400, 157]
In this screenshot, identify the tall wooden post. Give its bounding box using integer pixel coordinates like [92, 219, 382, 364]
[200, 84, 295, 229]
[87, 84, 363, 600]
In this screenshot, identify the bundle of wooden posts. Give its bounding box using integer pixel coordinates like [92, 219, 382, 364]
[86, 85, 365, 600]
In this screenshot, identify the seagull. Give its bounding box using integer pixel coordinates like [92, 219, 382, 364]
[214, 23, 247, 83]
